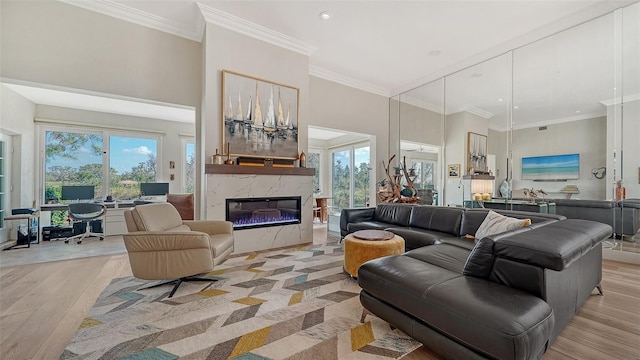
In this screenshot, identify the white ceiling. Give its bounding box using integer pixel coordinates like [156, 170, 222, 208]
[65, 0, 634, 95]
[4, 0, 638, 133]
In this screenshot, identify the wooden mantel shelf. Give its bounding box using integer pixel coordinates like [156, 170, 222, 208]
[205, 164, 315, 176]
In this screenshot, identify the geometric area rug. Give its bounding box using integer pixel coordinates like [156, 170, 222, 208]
[60, 242, 421, 359]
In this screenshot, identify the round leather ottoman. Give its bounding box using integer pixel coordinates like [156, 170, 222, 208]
[344, 230, 405, 278]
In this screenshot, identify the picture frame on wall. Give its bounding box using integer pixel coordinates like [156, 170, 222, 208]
[467, 132, 488, 173]
[222, 70, 299, 160]
[448, 164, 460, 178]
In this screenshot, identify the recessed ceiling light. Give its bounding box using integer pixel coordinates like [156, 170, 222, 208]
[575, 110, 581, 113]
[497, 98, 504, 102]
[513, 105, 520, 109]
[319, 11, 331, 20]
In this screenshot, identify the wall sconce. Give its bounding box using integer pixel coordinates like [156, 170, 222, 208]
[464, 174, 495, 201]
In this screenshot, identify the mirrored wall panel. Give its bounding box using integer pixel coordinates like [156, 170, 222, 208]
[391, 2, 638, 255]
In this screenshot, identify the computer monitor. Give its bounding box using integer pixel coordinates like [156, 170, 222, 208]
[140, 182, 169, 196]
[61, 185, 95, 201]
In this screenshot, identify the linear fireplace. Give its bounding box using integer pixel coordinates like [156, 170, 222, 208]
[226, 196, 301, 230]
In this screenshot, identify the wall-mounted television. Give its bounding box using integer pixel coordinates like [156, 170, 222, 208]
[140, 182, 169, 196]
[522, 153, 580, 180]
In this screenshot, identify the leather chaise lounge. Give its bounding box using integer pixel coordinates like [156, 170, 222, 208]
[341, 204, 612, 360]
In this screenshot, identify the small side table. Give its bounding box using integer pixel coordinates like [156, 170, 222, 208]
[343, 230, 405, 278]
[3, 211, 40, 250]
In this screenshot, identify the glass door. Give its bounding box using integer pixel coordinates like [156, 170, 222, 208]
[331, 144, 371, 211]
[0, 135, 9, 242]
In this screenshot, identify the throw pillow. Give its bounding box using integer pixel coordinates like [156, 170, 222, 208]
[474, 210, 530, 240]
[463, 237, 495, 278]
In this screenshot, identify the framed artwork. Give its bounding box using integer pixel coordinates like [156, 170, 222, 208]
[467, 132, 488, 173]
[222, 70, 299, 160]
[448, 164, 460, 178]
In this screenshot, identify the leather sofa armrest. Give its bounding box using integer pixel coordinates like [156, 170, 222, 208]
[340, 207, 375, 233]
[184, 220, 233, 235]
[493, 219, 611, 271]
[123, 231, 211, 252]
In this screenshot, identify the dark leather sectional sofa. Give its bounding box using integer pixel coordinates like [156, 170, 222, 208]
[340, 204, 612, 360]
[551, 198, 640, 236]
[488, 197, 640, 236]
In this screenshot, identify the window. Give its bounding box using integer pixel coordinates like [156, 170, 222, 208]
[43, 127, 160, 207]
[331, 144, 370, 211]
[184, 141, 195, 193]
[307, 151, 320, 194]
[109, 135, 158, 199]
[44, 130, 104, 202]
[0, 136, 7, 234]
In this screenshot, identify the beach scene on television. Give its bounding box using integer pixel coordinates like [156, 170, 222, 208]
[522, 153, 580, 180]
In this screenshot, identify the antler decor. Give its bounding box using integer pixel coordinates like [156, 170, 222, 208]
[378, 155, 420, 204]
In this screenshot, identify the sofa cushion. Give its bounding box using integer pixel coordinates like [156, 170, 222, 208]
[133, 203, 184, 231]
[373, 204, 414, 226]
[404, 244, 470, 273]
[494, 219, 611, 270]
[475, 211, 531, 240]
[408, 205, 463, 235]
[385, 227, 445, 250]
[347, 221, 392, 233]
[438, 236, 476, 250]
[462, 237, 495, 278]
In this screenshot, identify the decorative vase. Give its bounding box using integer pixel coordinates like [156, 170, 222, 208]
[212, 149, 223, 164]
[299, 151, 307, 167]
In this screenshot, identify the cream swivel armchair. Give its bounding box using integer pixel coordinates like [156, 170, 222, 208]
[123, 202, 234, 298]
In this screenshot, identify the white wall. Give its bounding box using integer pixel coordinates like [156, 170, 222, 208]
[511, 117, 607, 199]
[0, 1, 201, 107]
[0, 86, 37, 242]
[309, 76, 388, 201]
[0, 86, 36, 209]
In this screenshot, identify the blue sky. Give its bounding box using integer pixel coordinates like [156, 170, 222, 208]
[333, 146, 370, 169]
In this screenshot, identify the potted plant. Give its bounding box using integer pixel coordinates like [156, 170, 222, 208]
[378, 179, 388, 192]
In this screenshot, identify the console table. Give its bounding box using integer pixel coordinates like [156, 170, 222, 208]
[466, 200, 556, 214]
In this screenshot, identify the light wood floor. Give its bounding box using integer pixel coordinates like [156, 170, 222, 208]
[1, 230, 639, 360]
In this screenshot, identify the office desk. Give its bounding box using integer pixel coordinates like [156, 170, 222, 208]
[3, 211, 40, 250]
[40, 202, 135, 235]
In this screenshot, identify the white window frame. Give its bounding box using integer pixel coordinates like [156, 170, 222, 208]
[182, 137, 195, 194]
[329, 140, 371, 209]
[37, 124, 163, 203]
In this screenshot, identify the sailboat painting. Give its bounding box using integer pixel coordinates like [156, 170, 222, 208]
[467, 132, 488, 173]
[222, 70, 299, 160]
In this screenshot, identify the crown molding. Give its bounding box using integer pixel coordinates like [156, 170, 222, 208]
[599, 93, 640, 106]
[197, 3, 316, 56]
[464, 106, 494, 119]
[60, 0, 204, 42]
[309, 65, 390, 97]
[394, 93, 443, 114]
[489, 111, 605, 132]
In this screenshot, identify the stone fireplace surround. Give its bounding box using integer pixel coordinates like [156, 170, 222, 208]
[205, 165, 314, 254]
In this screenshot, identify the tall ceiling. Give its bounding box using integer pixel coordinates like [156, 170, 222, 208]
[63, 0, 635, 95]
[6, 0, 638, 131]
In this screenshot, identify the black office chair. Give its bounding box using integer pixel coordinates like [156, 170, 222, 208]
[65, 203, 107, 244]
